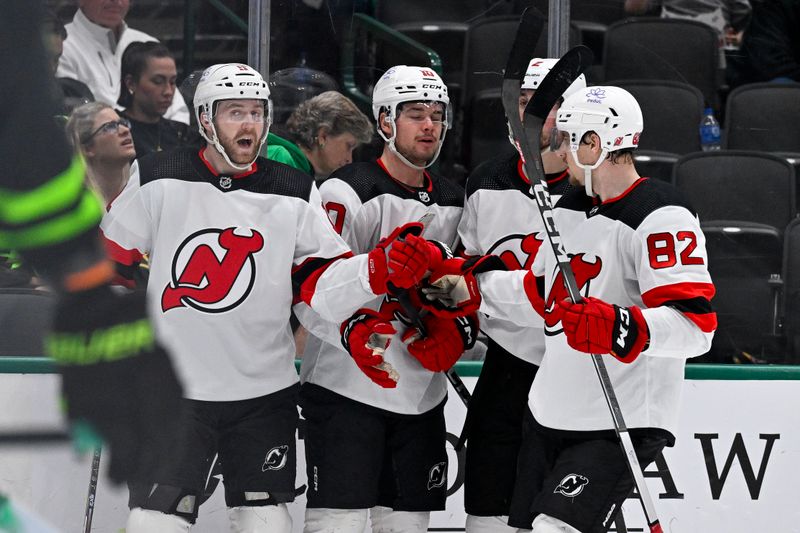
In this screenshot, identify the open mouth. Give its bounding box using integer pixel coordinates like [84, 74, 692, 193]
[237, 138, 254, 149]
[121, 138, 133, 147]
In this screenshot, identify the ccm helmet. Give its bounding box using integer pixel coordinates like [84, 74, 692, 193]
[522, 58, 587, 100]
[555, 86, 643, 196]
[194, 63, 272, 171]
[508, 58, 588, 149]
[372, 65, 451, 169]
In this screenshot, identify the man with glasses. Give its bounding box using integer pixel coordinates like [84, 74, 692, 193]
[101, 63, 436, 533]
[297, 65, 476, 533]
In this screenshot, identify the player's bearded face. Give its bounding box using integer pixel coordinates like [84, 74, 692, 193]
[214, 100, 266, 165]
[392, 102, 445, 165]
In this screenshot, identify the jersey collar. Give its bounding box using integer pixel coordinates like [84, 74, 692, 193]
[198, 147, 258, 179]
[516, 158, 569, 187]
[376, 158, 433, 193]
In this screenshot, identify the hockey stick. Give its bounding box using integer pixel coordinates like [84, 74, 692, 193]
[500, 23, 664, 533]
[82, 446, 101, 533]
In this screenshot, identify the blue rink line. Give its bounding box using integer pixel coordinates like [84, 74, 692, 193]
[2, 357, 800, 380]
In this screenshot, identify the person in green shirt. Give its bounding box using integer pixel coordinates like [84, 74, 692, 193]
[264, 91, 373, 179]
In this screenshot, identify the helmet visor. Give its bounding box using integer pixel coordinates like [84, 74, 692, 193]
[397, 101, 452, 130]
[549, 128, 570, 152]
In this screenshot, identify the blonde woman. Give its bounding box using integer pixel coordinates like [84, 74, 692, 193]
[66, 102, 136, 207]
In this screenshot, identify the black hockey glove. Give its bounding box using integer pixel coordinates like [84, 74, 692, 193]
[46, 285, 183, 484]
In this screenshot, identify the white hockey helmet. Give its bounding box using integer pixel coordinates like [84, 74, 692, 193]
[521, 58, 587, 101]
[554, 86, 643, 196]
[372, 65, 451, 169]
[194, 63, 273, 171]
[508, 58, 588, 150]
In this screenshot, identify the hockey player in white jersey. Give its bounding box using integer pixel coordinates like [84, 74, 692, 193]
[458, 58, 585, 533]
[296, 66, 476, 533]
[100, 63, 437, 533]
[429, 86, 716, 532]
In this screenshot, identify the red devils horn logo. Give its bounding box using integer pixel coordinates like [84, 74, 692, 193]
[162, 227, 264, 313]
[488, 232, 544, 271]
[543, 253, 602, 333]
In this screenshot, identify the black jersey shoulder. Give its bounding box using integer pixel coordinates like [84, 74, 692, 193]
[137, 148, 314, 201]
[464, 152, 520, 199]
[597, 178, 698, 230]
[325, 161, 463, 207]
[429, 172, 465, 207]
[554, 182, 596, 213]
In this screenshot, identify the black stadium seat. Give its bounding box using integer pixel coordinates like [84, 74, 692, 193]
[673, 151, 796, 233]
[701, 222, 784, 363]
[610, 79, 704, 155]
[603, 18, 720, 107]
[723, 82, 800, 152]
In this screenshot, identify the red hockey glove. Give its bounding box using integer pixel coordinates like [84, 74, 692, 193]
[399, 234, 453, 274]
[367, 222, 432, 294]
[341, 309, 399, 387]
[557, 296, 649, 363]
[401, 312, 479, 372]
[419, 255, 506, 318]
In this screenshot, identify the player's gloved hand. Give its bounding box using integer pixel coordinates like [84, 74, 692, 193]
[419, 255, 506, 317]
[396, 235, 453, 276]
[402, 312, 479, 372]
[46, 285, 183, 484]
[341, 308, 400, 388]
[557, 296, 649, 363]
[367, 222, 429, 294]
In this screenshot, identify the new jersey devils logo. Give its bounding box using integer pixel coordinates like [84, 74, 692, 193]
[487, 232, 544, 271]
[262, 445, 289, 471]
[427, 461, 447, 490]
[543, 253, 602, 334]
[554, 474, 589, 497]
[161, 227, 264, 313]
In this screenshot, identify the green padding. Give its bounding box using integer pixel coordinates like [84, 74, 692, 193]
[3, 357, 800, 380]
[0, 189, 103, 249]
[0, 156, 86, 225]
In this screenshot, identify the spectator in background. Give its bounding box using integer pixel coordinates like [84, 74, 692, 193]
[625, 0, 751, 50]
[728, 0, 800, 86]
[41, 9, 94, 116]
[57, 0, 190, 125]
[66, 102, 136, 207]
[117, 42, 196, 158]
[270, 91, 373, 180]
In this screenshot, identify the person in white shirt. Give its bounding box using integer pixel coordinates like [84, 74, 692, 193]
[57, 0, 190, 124]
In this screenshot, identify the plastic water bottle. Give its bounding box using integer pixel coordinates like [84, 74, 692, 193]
[699, 107, 721, 151]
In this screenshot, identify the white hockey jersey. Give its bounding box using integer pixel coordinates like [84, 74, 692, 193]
[459, 153, 572, 365]
[478, 178, 716, 436]
[298, 160, 464, 414]
[101, 147, 377, 401]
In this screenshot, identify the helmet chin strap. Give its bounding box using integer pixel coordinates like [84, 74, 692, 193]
[200, 109, 268, 172]
[378, 117, 443, 171]
[570, 147, 608, 197]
